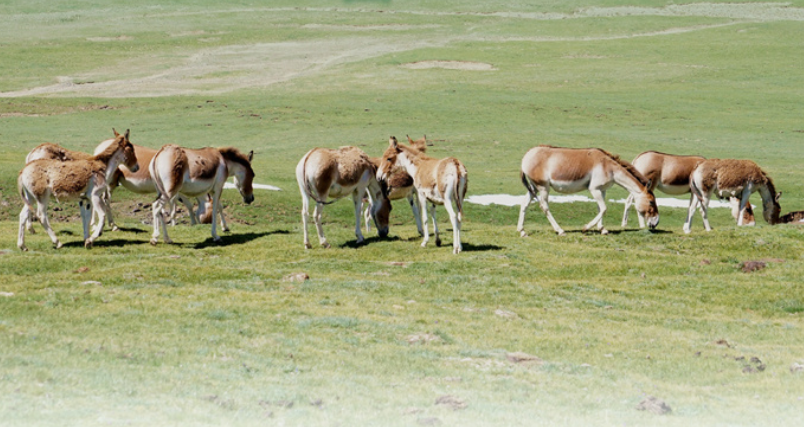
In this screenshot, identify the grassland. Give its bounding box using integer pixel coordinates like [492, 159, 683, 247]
[2, 1, 804, 426]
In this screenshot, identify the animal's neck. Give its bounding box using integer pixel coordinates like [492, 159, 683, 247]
[758, 184, 780, 224]
[613, 165, 647, 196]
[396, 150, 419, 178]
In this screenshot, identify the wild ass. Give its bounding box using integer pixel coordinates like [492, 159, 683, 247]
[684, 159, 780, 233]
[296, 146, 389, 249]
[17, 129, 138, 251]
[622, 151, 755, 228]
[518, 145, 659, 236]
[92, 139, 203, 229]
[149, 145, 255, 244]
[376, 136, 467, 254]
[365, 135, 432, 235]
[776, 210, 804, 224]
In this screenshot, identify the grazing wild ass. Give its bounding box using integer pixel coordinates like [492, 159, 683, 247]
[377, 136, 467, 254]
[365, 135, 432, 235]
[622, 151, 755, 228]
[149, 145, 255, 244]
[684, 159, 780, 233]
[518, 145, 659, 236]
[93, 139, 203, 229]
[296, 146, 389, 248]
[17, 129, 138, 251]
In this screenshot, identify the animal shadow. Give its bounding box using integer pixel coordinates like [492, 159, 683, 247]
[193, 230, 284, 249]
[339, 235, 399, 248]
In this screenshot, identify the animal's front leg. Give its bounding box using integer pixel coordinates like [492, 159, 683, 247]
[352, 191, 365, 244]
[36, 203, 61, 249]
[583, 189, 608, 235]
[209, 191, 222, 242]
[683, 193, 698, 234]
[409, 194, 423, 236]
[178, 195, 197, 225]
[621, 194, 634, 227]
[430, 202, 441, 247]
[86, 191, 108, 248]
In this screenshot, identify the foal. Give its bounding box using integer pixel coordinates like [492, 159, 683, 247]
[376, 136, 467, 254]
[684, 159, 781, 233]
[518, 145, 659, 236]
[622, 151, 755, 228]
[17, 129, 138, 251]
[150, 146, 255, 244]
[296, 146, 389, 249]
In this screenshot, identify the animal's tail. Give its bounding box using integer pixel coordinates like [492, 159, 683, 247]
[297, 150, 335, 205]
[520, 171, 538, 200]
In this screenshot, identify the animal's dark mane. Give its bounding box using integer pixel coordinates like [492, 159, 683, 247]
[596, 148, 650, 187]
[636, 150, 704, 159]
[219, 147, 251, 167]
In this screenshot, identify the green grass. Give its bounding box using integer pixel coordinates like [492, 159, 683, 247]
[2, 1, 804, 426]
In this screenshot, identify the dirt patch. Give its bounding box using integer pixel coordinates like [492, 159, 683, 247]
[402, 61, 495, 71]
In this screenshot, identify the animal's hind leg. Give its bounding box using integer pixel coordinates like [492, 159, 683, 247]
[18, 205, 31, 251]
[300, 194, 312, 249]
[443, 197, 462, 254]
[150, 195, 173, 245]
[36, 202, 61, 249]
[418, 192, 430, 248]
[86, 190, 107, 248]
[409, 194, 424, 236]
[313, 202, 330, 248]
[517, 193, 534, 237]
[683, 193, 699, 234]
[429, 202, 441, 247]
[537, 189, 565, 236]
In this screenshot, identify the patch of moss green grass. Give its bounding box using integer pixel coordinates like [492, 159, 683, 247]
[2, 1, 804, 426]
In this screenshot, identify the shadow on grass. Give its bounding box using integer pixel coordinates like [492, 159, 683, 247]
[338, 235, 400, 248]
[192, 230, 288, 249]
[62, 238, 141, 248]
[113, 226, 149, 234]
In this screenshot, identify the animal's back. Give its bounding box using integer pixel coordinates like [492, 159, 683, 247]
[20, 159, 95, 200]
[523, 146, 598, 183]
[334, 146, 372, 185]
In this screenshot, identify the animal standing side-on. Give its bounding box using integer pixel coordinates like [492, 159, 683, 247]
[296, 146, 390, 249]
[518, 145, 659, 236]
[377, 136, 467, 254]
[93, 139, 207, 230]
[17, 129, 139, 251]
[149, 145, 255, 245]
[365, 134, 433, 235]
[684, 159, 781, 233]
[622, 151, 755, 229]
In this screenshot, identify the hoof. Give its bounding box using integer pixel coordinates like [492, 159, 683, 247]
[519, 230, 528, 238]
[28, 228, 36, 235]
[453, 246, 462, 255]
[557, 230, 566, 236]
[435, 238, 442, 247]
[420, 241, 428, 248]
[55, 241, 63, 249]
[84, 240, 93, 249]
[150, 238, 158, 245]
[601, 229, 609, 235]
[683, 228, 691, 235]
[304, 242, 312, 249]
[322, 242, 331, 249]
[19, 246, 28, 252]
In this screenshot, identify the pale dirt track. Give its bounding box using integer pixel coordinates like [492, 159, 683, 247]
[1, 3, 802, 98]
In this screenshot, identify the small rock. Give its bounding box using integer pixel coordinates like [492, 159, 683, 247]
[790, 363, 804, 373]
[700, 259, 711, 265]
[417, 417, 441, 426]
[0, 292, 14, 297]
[636, 396, 672, 415]
[435, 395, 466, 410]
[75, 267, 90, 273]
[715, 339, 731, 348]
[81, 281, 102, 286]
[283, 272, 309, 282]
[494, 309, 518, 319]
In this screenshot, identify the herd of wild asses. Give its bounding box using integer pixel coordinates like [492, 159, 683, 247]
[16, 129, 801, 253]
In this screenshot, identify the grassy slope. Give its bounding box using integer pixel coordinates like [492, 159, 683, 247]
[1, 1, 804, 426]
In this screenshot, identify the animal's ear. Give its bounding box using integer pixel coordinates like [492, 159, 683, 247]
[248, 150, 254, 162]
[113, 128, 120, 137]
[407, 135, 413, 143]
[646, 179, 653, 190]
[124, 129, 130, 140]
[425, 135, 433, 146]
[776, 192, 782, 202]
[389, 136, 398, 148]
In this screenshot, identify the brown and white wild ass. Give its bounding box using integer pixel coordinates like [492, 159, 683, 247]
[684, 159, 780, 233]
[296, 146, 389, 249]
[17, 129, 139, 251]
[622, 151, 755, 228]
[376, 136, 467, 254]
[93, 139, 203, 229]
[518, 145, 659, 236]
[149, 145, 255, 245]
[365, 135, 432, 235]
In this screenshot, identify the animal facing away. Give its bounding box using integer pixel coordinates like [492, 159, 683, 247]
[92, 139, 205, 229]
[684, 158, 780, 233]
[296, 145, 389, 248]
[518, 145, 659, 236]
[622, 151, 755, 228]
[365, 134, 433, 236]
[149, 145, 255, 244]
[376, 136, 467, 254]
[17, 129, 139, 251]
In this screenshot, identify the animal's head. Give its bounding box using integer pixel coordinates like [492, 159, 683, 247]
[222, 148, 255, 205]
[113, 128, 139, 172]
[376, 136, 402, 183]
[764, 191, 782, 224]
[371, 194, 391, 239]
[636, 184, 660, 229]
[407, 134, 433, 153]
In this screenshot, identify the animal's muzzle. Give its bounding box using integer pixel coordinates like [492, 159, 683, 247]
[378, 226, 389, 239]
[130, 163, 140, 173]
[244, 194, 255, 204]
[648, 215, 660, 230]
